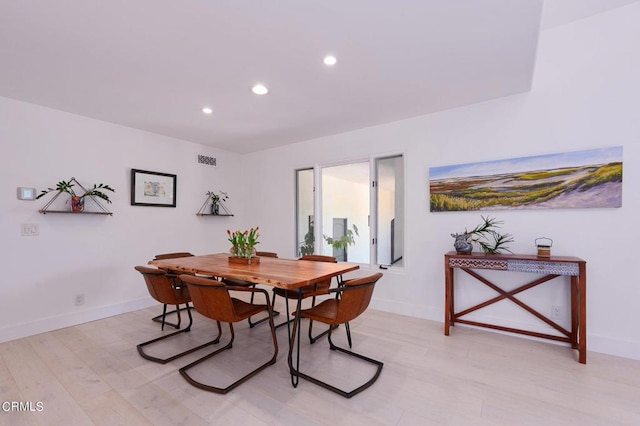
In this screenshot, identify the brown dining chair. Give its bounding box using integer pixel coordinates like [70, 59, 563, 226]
[134, 266, 221, 364]
[288, 272, 384, 398]
[222, 250, 280, 328]
[271, 255, 350, 345]
[151, 252, 195, 329]
[178, 274, 278, 394]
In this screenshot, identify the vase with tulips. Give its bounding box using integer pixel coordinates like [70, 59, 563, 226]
[227, 227, 260, 260]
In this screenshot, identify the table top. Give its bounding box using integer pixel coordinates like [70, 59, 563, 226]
[445, 251, 585, 263]
[149, 253, 359, 290]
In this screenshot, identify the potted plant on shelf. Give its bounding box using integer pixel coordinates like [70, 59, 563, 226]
[36, 179, 115, 212]
[207, 190, 229, 215]
[227, 227, 260, 264]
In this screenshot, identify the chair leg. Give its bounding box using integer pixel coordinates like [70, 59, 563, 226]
[152, 303, 195, 330]
[247, 287, 280, 328]
[179, 310, 279, 394]
[289, 321, 383, 398]
[137, 313, 222, 364]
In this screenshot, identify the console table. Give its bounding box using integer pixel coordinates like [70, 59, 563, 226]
[444, 251, 587, 363]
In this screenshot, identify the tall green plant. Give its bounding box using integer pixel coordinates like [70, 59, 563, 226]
[465, 216, 514, 254]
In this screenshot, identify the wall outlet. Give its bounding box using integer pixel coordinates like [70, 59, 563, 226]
[551, 305, 561, 319]
[74, 294, 85, 306]
[21, 223, 39, 236]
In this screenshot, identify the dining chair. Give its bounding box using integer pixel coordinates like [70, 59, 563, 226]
[151, 252, 195, 329]
[288, 272, 384, 398]
[178, 274, 278, 394]
[222, 250, 280, 328]
[271, 254, 351, 346]
[134, 266, 221, 364]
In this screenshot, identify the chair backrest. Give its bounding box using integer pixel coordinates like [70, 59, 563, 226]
[299, 255, 337, 290]
[134, 266, 191, 305]
[299, 254, 336, 263]
[255, 251, 278, 258]
[179, 274, 238, 323]
[154, 252, 194, 260]
[298, 254, 338, 290]
[334, 273, 383, 325]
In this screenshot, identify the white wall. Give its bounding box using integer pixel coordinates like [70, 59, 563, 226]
[1, 4, 638, 360]
[242, 4, 640, 360]
[0, 98, 245, 342]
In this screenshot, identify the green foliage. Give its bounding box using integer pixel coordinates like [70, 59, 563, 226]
[298, 220, 359, 256]
[36, 180, 115, 204]
[464, 216, 514, 254]
[324, 224, 359, 250]
[207, 190, 229, 205]
[227, 227, 260, 258]
[300, 221, 315, 256]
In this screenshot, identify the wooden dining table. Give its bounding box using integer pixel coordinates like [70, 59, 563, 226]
[148, 253, 360, 386]
[149, 253, 359, 290]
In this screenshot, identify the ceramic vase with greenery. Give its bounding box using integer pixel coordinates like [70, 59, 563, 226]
[207, 190, 228, 215]
[36, 180, 115, 212]
[451, 215, 514, 254]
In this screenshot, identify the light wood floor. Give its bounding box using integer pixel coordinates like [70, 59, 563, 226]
[1, 298, 639, 426]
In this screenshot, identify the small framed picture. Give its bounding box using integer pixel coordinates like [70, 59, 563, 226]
[131, 169, 177, 207]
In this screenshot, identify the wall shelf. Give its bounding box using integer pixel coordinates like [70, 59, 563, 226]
[38, 177, 113, 215]
[38, 210, 113, 215]
[196, 192, 233, 217]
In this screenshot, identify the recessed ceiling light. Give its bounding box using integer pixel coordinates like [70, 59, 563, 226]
[323, 55, 337, 66]
[202, 107, 213, 114]
[251, 84, 269, 95]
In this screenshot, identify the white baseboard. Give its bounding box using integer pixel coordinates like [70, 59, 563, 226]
[0, 297, 156, 344]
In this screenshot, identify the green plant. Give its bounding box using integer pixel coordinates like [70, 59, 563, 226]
[227, 227, 260, 258]
[300, 221, 315, 256]
[463, 216, 514, 254]
[36, 180, 115, 203]
[207, 190, 229, 205]
[324, 224, 359, 250]
[298, 220, 359, 256]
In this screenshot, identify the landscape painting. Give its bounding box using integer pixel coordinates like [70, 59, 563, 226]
[429, 146, 622, 211]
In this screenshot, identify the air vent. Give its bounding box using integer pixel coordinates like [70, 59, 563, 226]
[197, 154, 216, 166]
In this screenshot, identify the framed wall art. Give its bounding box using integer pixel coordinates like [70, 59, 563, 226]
[429, 146, 622, 212]
[131, 169, 177, 207]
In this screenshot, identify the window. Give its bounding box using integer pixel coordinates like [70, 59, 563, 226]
[295, 154, 404, 266]
[375, 156, 404, 266]
[321, 162, 370, 263]
[296, 168, 315, 257]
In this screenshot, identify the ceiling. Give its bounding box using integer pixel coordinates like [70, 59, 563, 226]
[0, 0, 636, 154]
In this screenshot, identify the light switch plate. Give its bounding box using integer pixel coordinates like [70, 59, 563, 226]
[17, 187, 37, 200]
[21, 224, 39, 236]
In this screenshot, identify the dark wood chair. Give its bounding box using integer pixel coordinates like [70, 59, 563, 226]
[178, 274, 278, 394]
[288, 272, 384, 398]
[151, 252, 195, 329]
[134, 266, 221, 364]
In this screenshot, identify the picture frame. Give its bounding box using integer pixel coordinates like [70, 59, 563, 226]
[429, 146, 622, 211]
[130, 169, 177, 207]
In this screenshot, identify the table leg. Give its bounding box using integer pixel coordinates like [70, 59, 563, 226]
[444, 264, 453, 335]
[571, 276, 578, 349]
[578, 264, 587, 364]
[287, 295, 303, 387]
